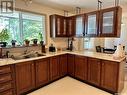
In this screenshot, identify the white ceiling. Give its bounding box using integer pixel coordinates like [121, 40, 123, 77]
[33, 0, 127, 16]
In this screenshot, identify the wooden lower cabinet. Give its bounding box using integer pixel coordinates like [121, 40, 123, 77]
[35, 58, 50, 88]
[1, 54, 124, 95]
[67, 54, 75, 77]
[59, 54, 68, 77]
[88, 57, 101, 86]
[75, 55, 87, 80]
[50, 56, 60, 81]
[0, 65, 15, 95]
[15, 61, 35, 95]
[101, 60, 124, 92]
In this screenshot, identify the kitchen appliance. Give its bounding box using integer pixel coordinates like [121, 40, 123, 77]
[49, 44, 56, 52]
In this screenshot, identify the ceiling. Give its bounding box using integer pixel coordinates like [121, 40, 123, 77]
[33, 0, 127, 16]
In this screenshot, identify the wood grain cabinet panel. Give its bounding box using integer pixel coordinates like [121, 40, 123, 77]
[67, 54, 75, 77]
[101, 60, 119, 92]
[88, 57, 101, 86]
[50, 56, 60, 81]
[15, 61, 35, 95]
[35, 58, 50, 88]
[59, 54, 68, 77]
[75, 55, 87, 80]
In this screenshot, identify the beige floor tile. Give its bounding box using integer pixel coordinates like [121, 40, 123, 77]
[28, 77, 113, 95]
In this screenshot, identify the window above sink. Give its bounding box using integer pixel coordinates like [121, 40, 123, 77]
[0, 10, 46, 46]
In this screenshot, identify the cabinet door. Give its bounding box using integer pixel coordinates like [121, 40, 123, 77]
[100, 7, 122, 37]
[15, 61, 35, 95]
[75, 55, 87, 80]
[50, 56, 60, 81]
[67, 16, 76, 37]
[75, 14, 85, 37]
[59, 54, 67, 77]
[35, 58, 50, 88]
[50, 15, 65, 37]
[101, 60, 118, 92]
[88, 58, 101, 86]
[56, 15, 64, 37]
[67, 54, 75, 77]
[86, 11, 99, 37]
[63, 17, 67, 37]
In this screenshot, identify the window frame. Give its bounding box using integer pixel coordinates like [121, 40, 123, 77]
[0, 8, 48, 47]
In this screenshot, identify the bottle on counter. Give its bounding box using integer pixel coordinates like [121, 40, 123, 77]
[0, 47, 2, 58]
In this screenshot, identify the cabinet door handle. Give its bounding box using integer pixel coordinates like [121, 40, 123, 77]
[0, 77, 5, 81]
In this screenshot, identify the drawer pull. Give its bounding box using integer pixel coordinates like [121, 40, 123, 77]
[0, 83, 12, 92]
[0, 68, 11, 74]
[0, 78, 5, 81]
[0, 86, 6, 90]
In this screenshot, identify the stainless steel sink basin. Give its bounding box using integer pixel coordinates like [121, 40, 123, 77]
[11, 52, 45, 60]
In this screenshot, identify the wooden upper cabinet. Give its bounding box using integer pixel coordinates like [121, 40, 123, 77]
[35, 58, 50, 88]
[100, 6, 122, 37]
[85, 11, 99, 37]
[88, 57, 101, 86]
[15, 61, 35, 95]
[66, 16, 76, 37]
[50, 15, 66, 37]
[75, 14, 85, 37]
[67, 54, 75, 77]
[50, 56, 60, 81]
[75, 55, 87, 81]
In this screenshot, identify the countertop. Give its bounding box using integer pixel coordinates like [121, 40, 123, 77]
[0, 50, 126, 66]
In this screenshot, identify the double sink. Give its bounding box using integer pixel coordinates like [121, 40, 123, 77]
[11, 52, 45, 60]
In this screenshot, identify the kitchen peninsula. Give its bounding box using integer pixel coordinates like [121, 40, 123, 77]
[0, 50, 125, 95]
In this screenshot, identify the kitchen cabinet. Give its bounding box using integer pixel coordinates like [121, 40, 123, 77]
[67, 54, 75, 77]
[85, 11, 99, 37]
[88, 57, 101, 86]
[66, 16, 76, 37]
[50, 56, 60, 81]
[35, 58, 50, 88]
[59, 54, 68, 77]
[0, 65, 15, 95]
[15, 61, 35, 95]
[75, 14, 85, 37]
[100, 6, 122, 37]
[50, 15, 67, 37]
[101, 60, 124, 92]
[85, 6, 122, 37]
[75, 55, 87, 80]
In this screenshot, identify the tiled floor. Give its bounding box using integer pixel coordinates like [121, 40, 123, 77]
[27, 76, 125, 95]
[28, 77, 127, 95]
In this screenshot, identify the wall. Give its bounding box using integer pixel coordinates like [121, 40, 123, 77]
[15, 0, 71, 48]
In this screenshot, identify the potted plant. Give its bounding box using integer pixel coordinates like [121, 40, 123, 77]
[39, 33, 44, 45]
[32, 39, 38, 46]
[24, 39, 30, 46]
[11, 40, 17, 47]
[0, 28, 9, 47]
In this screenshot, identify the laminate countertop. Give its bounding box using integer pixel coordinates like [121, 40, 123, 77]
[0, 50, 126, 66]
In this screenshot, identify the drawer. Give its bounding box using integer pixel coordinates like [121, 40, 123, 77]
[0, 89, 14, 95]
[0, 82, 13, 92]
[0, 66, 11, 75]
[0, 74, 12, 83]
